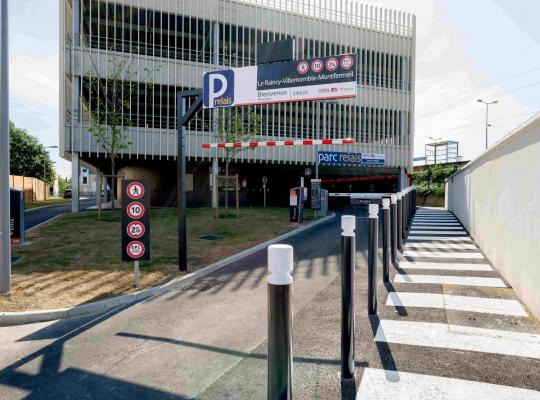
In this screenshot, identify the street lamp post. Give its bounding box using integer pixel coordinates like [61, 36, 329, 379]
[477, 99, 498, 150]
[0, 0, 10, 295]
[43, 146, 58, 182]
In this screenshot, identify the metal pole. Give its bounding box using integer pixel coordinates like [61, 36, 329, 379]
[382, 198, 391, 283]
[485, 103, 489, 150]
[267, 244, 293, 400]
[390, 194, 397, 264]
[177, 95, 187, 272]
[397, 192, 403, 250]
[340, 215, 355, 381]
[368, 204, 379, 316]
[0, 0, 11, 295]
[134, 260, 139, 288]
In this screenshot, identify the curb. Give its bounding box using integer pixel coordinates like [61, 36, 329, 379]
[1, 212, 336, 326]
[25, 213, 65, 233]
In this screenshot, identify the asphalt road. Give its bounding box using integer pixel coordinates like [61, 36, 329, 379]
[24, 199, 96, 231]
[1, 206, 538, 399]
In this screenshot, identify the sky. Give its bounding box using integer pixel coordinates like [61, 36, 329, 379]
[7, 0, 540, 177]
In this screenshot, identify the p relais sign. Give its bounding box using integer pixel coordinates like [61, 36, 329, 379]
[203, 54, 357, 108]
[122, 179, 150, 261]
[318, 151, 385, 166]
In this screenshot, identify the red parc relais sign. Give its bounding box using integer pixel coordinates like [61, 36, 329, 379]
[122, 179, 150, 261]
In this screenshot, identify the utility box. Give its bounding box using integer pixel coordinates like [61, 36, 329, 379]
[319, 189, 329, 217]
[311, 179, 321, 210]
[10, 189, 25, 243]
[289, 187, 305, 225]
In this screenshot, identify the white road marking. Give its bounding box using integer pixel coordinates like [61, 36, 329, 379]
[410, 226, 463, 230]
[411, 222, 461, 226]
[402, 251, 484, 259]
[386, 292, 527, 316]
[404, 242, 477, 250]
[374, 320, 540, 359]
[356, 368, 540, 400]
[406, 236, 472, 241]
[409, 230, 467, 235]
[394, 274, 507, 287]
[398, 261, 491, 271]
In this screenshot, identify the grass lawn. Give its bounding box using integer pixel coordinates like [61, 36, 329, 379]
[25, 197, 71, 209]
[2, 207, 316, 312]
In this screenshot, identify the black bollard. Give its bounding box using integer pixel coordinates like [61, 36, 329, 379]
[368, 203, 379, 316]
[382, 198, 391, 283]
[402, 191, 408, 240]
[267, 244, 293, 400]
[390, 194, 398, 264]
[340, 215, 356, 380]
[397, 192, 403, 250]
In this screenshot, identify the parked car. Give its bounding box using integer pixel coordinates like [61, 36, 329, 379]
[63, 189, 72, 199]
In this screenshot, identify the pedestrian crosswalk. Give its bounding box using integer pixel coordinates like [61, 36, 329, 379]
[357, 369, 540, 400]
[386, 291, 527, 316]
[358, 207, 540, 399]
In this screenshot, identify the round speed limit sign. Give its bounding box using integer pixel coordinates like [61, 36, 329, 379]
[126, 241, 145, 259]
[126, 182, 145, 199]
[126, 221, 145, 239]
[127, 202, 145, 219]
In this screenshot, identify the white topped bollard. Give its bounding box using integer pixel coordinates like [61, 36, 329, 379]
[396, 192, 403, 250]
[390, 194, 398, 264]
[340, 215, 356, 381]
[382, 198, 391, 283]
[267, 244, 293, 400]
[368, 203, 379, 316]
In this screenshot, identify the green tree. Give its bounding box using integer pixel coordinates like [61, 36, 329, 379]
[216, 107, 261, 214]
[84, 53, 159, 209]
[9, 121, 55, 184]
[413, 164, 458, 197]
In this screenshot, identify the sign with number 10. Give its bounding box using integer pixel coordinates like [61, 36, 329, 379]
[122, 179, 150, 261]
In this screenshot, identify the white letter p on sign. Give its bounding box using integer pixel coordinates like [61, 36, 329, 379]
[208, 74, 228, 105]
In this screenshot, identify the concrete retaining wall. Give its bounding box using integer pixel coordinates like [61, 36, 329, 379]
[446, 114, 540, 320]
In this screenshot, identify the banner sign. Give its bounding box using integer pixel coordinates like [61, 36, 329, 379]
[203, 53, 357, 108]
[9, 189, 24, 244]
[122, 179, 150, 261]
[317, 151, 385, 166]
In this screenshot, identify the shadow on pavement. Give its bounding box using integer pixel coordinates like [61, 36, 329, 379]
[1, 302, 187, 399]
[117, 332, 369, 369]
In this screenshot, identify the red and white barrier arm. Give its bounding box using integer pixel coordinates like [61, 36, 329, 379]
[201, 138, 354, 149]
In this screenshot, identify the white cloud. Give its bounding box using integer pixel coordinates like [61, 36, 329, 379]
[9, 53, 59, 111]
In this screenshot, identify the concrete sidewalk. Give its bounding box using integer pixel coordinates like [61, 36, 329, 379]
[1, 206, 539, 399]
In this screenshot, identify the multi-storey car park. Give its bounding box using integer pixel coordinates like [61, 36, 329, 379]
[60, 0, 416, 208]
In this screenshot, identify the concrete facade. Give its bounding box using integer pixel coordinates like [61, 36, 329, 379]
[60, 0, 416, 206]
[446, 113, 540, 320]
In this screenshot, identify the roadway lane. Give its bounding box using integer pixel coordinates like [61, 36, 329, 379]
[0, 206, 367, 399]
[24, 199, 96, 231]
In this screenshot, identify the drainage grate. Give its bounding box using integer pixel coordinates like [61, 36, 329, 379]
[443, 285, 539, 333]
[198, 234, 224, 241]
[446, 309, 538, 333]
[181, 279, 223, 292]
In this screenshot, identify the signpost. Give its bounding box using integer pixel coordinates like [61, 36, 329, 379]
[203, 53, 357, 109]
[122, 179, 150, 287]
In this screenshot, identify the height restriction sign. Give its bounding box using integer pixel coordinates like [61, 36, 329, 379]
[122, 179, 150, 261]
